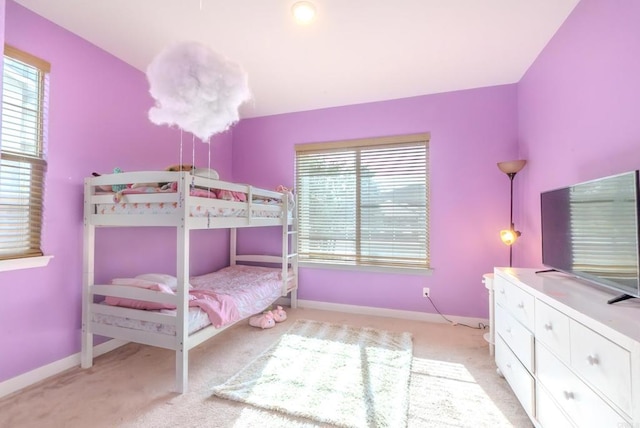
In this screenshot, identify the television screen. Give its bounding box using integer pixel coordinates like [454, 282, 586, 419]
[540, 170, 640, 302]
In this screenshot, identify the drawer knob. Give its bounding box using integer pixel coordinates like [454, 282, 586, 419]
[544, 323, 553, 331]
[587, 355, 599, 365]
[563, 391, 574, 400]
[506, 327, 512, 334]
[517, 302, 524, 309]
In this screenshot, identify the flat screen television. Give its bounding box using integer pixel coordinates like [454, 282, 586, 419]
[540, 170, 640, 304]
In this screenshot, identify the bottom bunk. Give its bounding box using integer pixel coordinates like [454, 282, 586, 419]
[81, 261, 297, 393]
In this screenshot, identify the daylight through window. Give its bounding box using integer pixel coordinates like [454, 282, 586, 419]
[295, 133, 430, 270]
[0, 45, 49, 260]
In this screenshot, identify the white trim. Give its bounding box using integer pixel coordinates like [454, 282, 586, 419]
[0, 300, 486, 399]
[299, 261, 433, 275]
[0, 339, 127, 399]
[282, 298, 488, 327]
[0, 255, 53, 272]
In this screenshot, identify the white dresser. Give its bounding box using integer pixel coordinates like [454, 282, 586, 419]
[494, 267, 640, 427]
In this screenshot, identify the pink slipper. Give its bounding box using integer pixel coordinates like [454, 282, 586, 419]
[272, 306, 287, 323]
[249, 312, 275, 329]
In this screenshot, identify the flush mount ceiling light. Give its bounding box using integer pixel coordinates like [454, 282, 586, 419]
[292, 1, 316, 25]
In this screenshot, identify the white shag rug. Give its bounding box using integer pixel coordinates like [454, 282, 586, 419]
[211, 319, 413, 428]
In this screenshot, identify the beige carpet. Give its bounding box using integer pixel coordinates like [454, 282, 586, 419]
[0, 308, 533, 427]
[212, 319, 413, 427]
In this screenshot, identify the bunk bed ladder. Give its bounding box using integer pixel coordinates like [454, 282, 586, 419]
[230, 227, 237, 266]
[283, 196, 299, 308]
[175, 173, 190, 394]
[81, 178, 95, 369]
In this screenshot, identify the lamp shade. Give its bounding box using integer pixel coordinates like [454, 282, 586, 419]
[497, 159, 527, 174]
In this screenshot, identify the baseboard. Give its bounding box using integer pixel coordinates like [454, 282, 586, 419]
[0, 339, 127, 399]
[280, 297, 489, 327]
[2, 301, 487, 399]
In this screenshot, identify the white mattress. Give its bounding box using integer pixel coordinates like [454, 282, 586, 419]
[91, 265, 285, 336]
[95, 202, 284, 218]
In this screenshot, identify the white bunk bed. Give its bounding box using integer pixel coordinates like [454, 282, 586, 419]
[81, 170, 298, 393]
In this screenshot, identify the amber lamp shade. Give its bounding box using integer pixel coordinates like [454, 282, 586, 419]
[497, 160, 527, 175]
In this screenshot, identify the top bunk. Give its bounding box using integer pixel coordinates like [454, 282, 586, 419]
[84, 170, 295, 230]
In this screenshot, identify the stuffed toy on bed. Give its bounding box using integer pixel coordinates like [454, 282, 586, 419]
[165, 164, 194, 172]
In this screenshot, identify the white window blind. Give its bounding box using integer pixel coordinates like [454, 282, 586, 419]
[0, 45, 49, 260]
[295, 133, 430, 270]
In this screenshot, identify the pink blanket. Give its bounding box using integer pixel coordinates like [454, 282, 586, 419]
[104, 266, 283, 330]
[188, 289, 240, 328]
[113, 182, 246, 202]
[105, 281, 240, 328]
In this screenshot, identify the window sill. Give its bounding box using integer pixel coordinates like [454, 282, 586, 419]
[299, 261, 433, 276]
[0, 255, 54, 272]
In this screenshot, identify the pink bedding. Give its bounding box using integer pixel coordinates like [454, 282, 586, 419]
[104, 265, 284, 329]
[190, 265, 285, 319]
[112, 181, 249, 203]
[105, 288, 240, 328]
[188, 290, 240, 328]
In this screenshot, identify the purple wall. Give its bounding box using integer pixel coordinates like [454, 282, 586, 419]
[232, 86, 519, 318]
[6, 0, 611, 385]
[517, 0, 640, 268]
[0, 2, 232, 383]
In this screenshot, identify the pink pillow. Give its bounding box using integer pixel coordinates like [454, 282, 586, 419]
[104, 296, 175, 310]
[134, 274, 179, 290]
[216, 190, 246, 202]
[105, 278, 176, 310]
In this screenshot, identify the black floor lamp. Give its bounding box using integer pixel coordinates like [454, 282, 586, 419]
[497, 159, 527, 267]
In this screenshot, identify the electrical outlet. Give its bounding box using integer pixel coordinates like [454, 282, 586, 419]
[423, 287, 430, 298]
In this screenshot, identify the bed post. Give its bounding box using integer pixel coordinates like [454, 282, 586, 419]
[175, 173, 190, 393]
[283, 194, 298, 308]
[230, 228, 237, 266]
[290, 211, 299, 309]
[81, 178, 95, 368]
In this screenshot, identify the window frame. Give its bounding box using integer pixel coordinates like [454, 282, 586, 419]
[0, 44, 51, 270]
[295, 132, 431, 274]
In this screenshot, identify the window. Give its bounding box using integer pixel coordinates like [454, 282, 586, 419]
[295, 133, 430, 271]
[0, 45, 50, 261]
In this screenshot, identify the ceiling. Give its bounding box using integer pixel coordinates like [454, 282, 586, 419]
[14, 0, 580, 118]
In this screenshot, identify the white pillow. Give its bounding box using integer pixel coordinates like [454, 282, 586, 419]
[192, 168, 219, 179]
[135, 273, 178, 290]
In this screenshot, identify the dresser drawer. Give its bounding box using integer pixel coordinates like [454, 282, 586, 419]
[570, 320, 632, 416]
[536, 343, 628, 428]
[495, 303, 534, 371]
[535, 300, 571, 363]
[536, 381, 574, 428]
[496, 334, 534, 418]
[494, 276, 534, 330]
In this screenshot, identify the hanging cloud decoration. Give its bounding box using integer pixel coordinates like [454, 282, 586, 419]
[146, 41, 251, 141]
